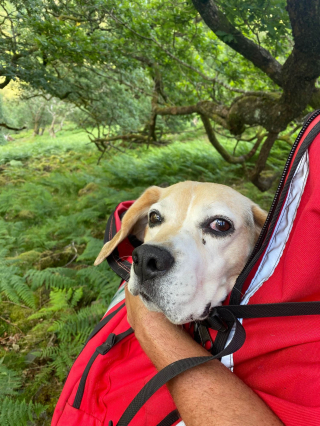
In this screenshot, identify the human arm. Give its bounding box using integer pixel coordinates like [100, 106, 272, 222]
[125, 286, 283, 426]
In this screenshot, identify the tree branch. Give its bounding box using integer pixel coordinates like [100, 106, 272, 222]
[200, 114, 264, 164]
[250, 132, 279, 191]
[0, 45, 38, 90]
[0, 76, 11, 89]
[94, 134, 155, 144]
[0, 122, 26, 131]
[191, 0, 283, 87]
[278, 1, 320, 117]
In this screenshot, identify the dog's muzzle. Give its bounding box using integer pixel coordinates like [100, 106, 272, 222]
[132, 244, 174, 283]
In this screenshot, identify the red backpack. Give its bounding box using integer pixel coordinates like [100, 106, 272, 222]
[52, 111, 320, 426]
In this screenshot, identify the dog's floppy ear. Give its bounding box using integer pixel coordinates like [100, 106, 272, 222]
[252, 204, 268, 242]
[94, 186, 161, 266]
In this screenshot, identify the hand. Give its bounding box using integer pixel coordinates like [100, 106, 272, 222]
[125, 285, 146, 330]
[125, 285, 169, 332]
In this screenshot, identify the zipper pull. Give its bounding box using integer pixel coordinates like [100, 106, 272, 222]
[96, 333, 116, 355]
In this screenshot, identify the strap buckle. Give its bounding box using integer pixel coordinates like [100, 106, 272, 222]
[203, 308, 229, 332]
[194, 322, 214, 351]
[96, 333, 116, 355]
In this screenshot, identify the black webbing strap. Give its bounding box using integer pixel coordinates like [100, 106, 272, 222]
[74, 328, 133, 409]
[156, 409, 180, 426]
[85, 303, 125, 344]
[116, 309, 245, 426]
[219, 301, 320, 318]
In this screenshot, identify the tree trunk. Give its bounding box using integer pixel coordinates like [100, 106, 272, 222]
[33, 119, 41, 136]
[32, 104, 45, 137]
[49, 116, 57, 138]
[249, 132, 279, 191]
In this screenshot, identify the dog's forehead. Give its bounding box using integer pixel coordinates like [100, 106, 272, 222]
[153, 182, 251, 220]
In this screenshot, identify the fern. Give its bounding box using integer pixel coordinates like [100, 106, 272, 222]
[28, 289, 73, 320]
[0, 265, 36, 308]
[77, 237, 103, 262]
[0, 398, 46, 426]
[49, 304, 106, 343]
[70, 287, 83, 307]
[26, 268, 77, 290]
[41, 172, 95, 195]
[41, 342, 80, 382]
[0, 359, 22, 398]
[0, 182, 58, 221]
[26, 364, 55, 396]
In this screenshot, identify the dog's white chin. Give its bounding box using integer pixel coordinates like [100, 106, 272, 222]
[139, 294, 162, 312]
[138, 291, 193, 324]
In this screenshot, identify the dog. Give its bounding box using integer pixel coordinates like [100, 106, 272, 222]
[94, 181, 267, 324]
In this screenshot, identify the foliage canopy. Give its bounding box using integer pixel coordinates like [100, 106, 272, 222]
[1, 1, 320, 189]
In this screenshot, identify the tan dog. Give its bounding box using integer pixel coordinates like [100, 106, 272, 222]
[95, 181, 267, 324]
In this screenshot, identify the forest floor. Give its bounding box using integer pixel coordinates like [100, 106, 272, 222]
[0, 126, 289, 425]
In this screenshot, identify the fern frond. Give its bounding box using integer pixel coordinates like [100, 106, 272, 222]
[70, 287, 83, 307]
[0, 265, 35, 308]
[49, 304, 105, 343]
[47, 342, 79, 381]
[77, 237, 103, 262]
[0, 398, 46, 426]
[28, 289, 72, 320]
[27, 364, 54, 395]
[0, 359, 22, 398]
[41, 172, 92, 195]
[26, 268, 77, 290]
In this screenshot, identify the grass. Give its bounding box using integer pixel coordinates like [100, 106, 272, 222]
[0, 125, 288, 424]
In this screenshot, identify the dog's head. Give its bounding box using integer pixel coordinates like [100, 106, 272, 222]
[95, 182, 267, 324]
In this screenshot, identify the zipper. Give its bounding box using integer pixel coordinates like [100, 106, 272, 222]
[73, 328, 133, 409]
[248, 109, 320, 268]
[230, 109, 320, 304]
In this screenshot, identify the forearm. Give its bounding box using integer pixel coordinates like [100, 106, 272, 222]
[135, 314, 283, 426]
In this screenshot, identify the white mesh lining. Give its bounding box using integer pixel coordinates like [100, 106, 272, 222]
[106, 282, 126, 314]
[221, 151, 309, 371]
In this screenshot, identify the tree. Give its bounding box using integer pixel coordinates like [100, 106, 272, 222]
[1, 1, 320, 190]
[187, 0, 320, 189]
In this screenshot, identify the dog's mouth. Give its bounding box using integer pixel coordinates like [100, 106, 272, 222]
[140, 291, 152, 303]
[184, 302, 212, 322]
[201, 302, 212, 318]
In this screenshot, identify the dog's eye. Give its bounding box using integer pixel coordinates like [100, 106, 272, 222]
[149, 211, 162, 225]
[210, 219, 231, 232]
[201, 216, 234, 237]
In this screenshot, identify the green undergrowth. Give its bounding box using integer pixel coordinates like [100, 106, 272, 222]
[0, 127, 287, 424]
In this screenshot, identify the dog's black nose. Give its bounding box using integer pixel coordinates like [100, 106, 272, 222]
[132, 245, 174, 282]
